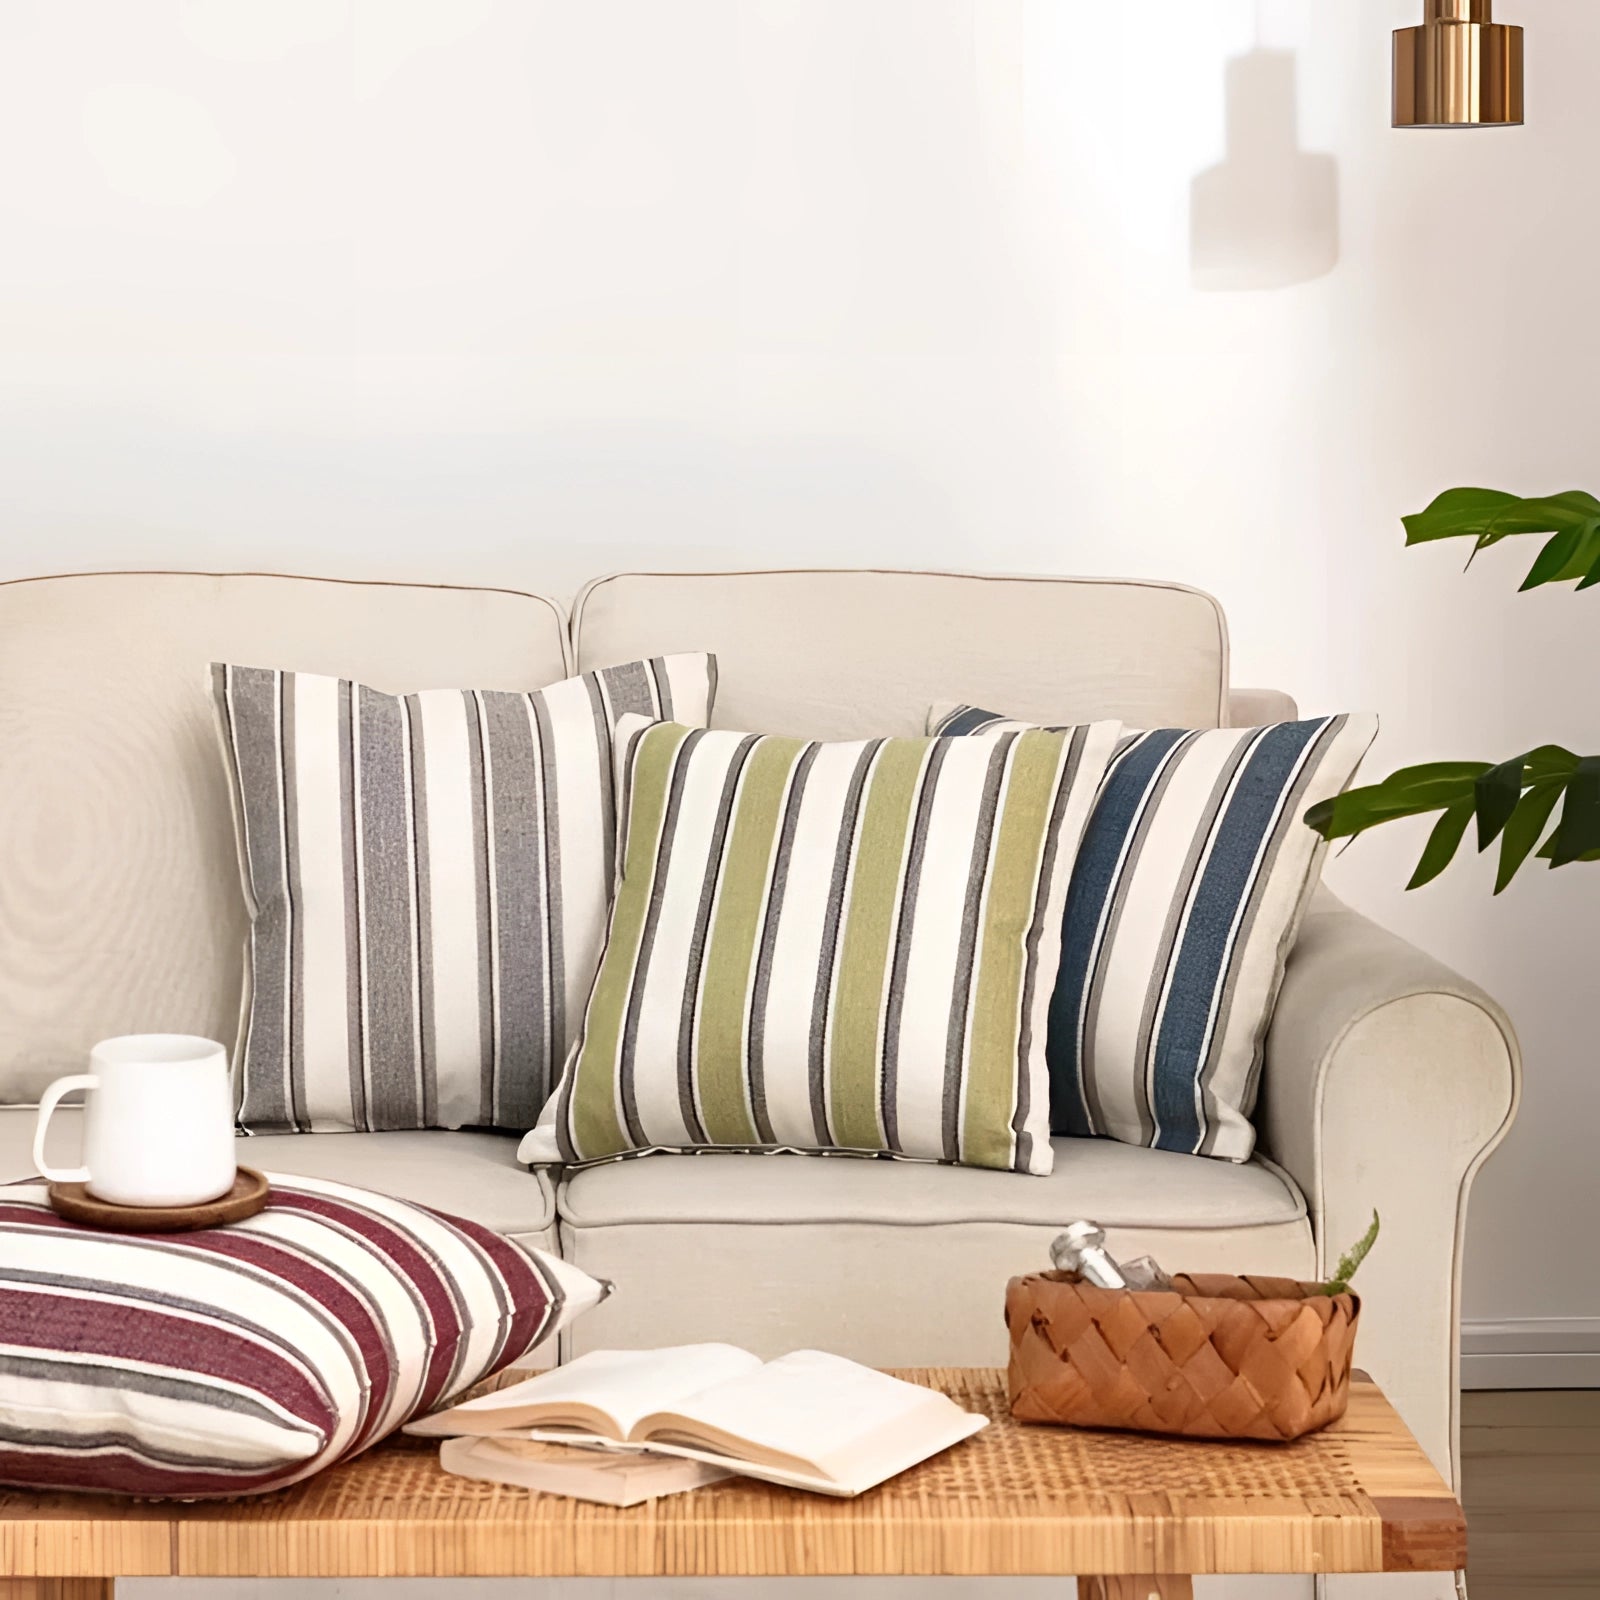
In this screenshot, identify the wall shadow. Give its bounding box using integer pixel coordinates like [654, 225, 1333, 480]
[1190, 48, 1339, 292]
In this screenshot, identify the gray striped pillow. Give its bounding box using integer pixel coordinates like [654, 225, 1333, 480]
[0, 1173, 603, 1498]
[522, 715, 1122, 1175]
[928, 704, 1379, 1160]
[214, 655, 715, 1134]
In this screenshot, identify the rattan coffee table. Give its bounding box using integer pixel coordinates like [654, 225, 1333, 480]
[0, 1368, 1464, 1599]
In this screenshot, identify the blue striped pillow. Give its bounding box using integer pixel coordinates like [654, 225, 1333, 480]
[930, 706, 1378, 1160]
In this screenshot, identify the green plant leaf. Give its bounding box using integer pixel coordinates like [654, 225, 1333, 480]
[1473, 747, 1578, 850]
[1324, 1211, 1380, 1296]
[1520, 524, 1600, 591]
[1305, 763, 1489, 842]
[1522, 744, 1582, 780]
[1408, 802, 1474, 889]
[1496, 781, 1565, 892]
[1401, 487, 1521, 545]
[1342, 486, 1600, 900]
[1544, 845, 1600, 863]
[1475, 755, 1529, 849]
[1306, 748, 1600, 891]
[1401, 489, 1600, 591]
[1548, 755, 1600, 867]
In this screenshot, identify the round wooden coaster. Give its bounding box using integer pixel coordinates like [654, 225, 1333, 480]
[48, 1167, 271, 1233]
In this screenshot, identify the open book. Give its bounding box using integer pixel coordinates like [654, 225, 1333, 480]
[408, 1345, 988, 1497]
[439, 1436, 733, 1507]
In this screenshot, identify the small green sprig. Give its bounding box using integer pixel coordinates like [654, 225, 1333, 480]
[1323, 1211, 1380, 1296]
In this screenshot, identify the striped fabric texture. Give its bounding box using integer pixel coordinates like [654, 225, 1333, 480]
[524, 715, 1122, 1175]
[214, 654, 715, 1135]
[929, 705, 1378, 1160]
[0, 1173, 602, 1499]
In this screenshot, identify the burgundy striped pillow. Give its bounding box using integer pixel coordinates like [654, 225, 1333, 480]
[0, 1174, 603, 1498]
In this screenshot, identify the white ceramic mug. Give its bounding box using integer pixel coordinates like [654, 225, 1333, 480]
[33, 1034, 237, 1208]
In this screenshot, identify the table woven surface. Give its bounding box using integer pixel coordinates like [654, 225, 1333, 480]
[0, 1369, 1465, 1579]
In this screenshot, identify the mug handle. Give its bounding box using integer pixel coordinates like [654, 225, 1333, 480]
[33, 1074, 97, 1184]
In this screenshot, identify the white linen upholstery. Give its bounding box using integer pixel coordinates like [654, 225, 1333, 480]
[0, 573, 569, 1104]
[559, 1138, 1314, 1365]
[3, 1107, 556, 1243]
[564, 1215, 1316, 1369]
[559, 1138, 1306, 1230]
[573, 569, 1230, 735]
[1228, 685, 1300, 726]
[1259, 886, 1520, 1497]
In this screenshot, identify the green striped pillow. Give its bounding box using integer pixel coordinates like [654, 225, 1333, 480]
[522, 715, 1121, 1175]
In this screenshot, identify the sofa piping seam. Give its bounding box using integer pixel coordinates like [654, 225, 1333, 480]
[550, 1210, 1310, 1233]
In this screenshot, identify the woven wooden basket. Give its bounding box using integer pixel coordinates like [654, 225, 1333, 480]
[1006, 1269, 1360, 1442]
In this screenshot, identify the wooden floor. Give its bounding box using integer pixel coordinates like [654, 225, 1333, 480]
[1463, 1389, 1600, 1599]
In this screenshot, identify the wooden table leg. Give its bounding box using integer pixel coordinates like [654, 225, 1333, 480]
[0, 1582, 114, 1599]
[1080, 1579, 1194, 1600]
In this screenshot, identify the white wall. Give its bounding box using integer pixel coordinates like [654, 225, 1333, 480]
[1, 0, 1595, 1365]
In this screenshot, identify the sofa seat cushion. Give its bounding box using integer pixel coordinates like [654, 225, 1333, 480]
[242, 1130, 558, 1241]
[556, 1139, 1315, 1366]
[560, 1137, 1304, 1229]
[2, 1109, 555, 1242]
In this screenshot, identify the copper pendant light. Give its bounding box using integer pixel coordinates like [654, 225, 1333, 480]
[1393, 0, 1523, 128]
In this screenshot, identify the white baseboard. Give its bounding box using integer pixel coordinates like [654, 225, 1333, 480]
[1461, 1316, 1600, 1389]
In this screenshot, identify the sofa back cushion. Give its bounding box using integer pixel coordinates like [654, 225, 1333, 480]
[0, 573, 569, 1105]
[572, 570, 1229, 739]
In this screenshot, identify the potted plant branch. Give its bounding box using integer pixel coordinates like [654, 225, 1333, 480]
[1306, 489, 1600, 888]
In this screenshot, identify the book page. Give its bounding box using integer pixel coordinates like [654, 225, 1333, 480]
[439, 1436, 733, 1506]
[408, 1345, 761, 1440]
[634, 1350, 981, 1484]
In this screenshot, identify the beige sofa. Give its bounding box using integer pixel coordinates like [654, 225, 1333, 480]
[0, 569, 1519, 1600]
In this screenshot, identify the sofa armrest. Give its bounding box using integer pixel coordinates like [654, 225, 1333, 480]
[1257, 886, 1520, 1491]
[1228, 686, 1298, 726]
